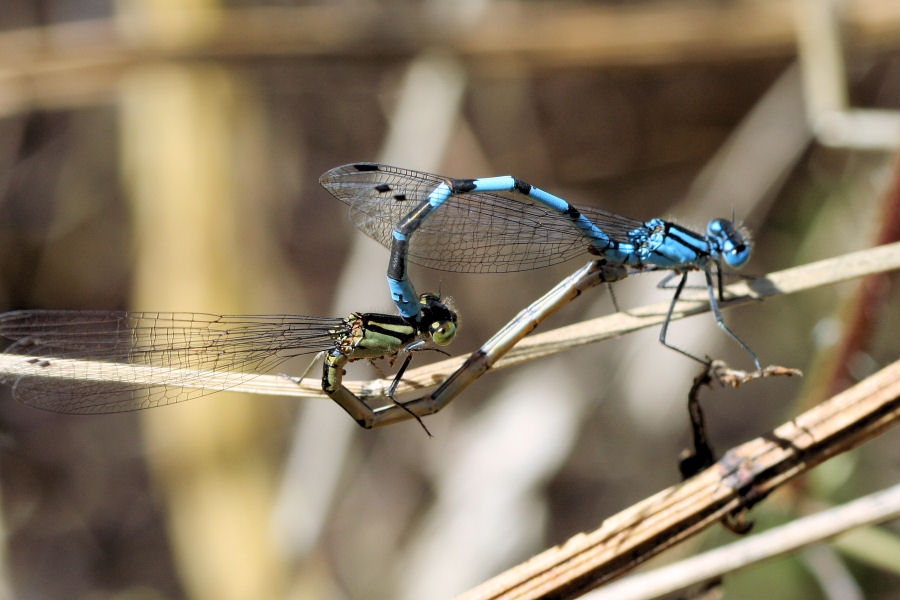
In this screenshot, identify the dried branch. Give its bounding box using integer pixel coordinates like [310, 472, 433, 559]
[584, 481, 900, 600]
[1, 241, 898, 403]
[363, 240, 900, 400]
[455, 357, 900, 600]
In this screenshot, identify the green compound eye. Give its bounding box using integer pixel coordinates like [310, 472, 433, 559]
[430, 320, 457, 346]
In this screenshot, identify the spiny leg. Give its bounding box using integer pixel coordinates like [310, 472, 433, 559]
[716, 260, 726, 302]
[659, 271, 712, 366]
[657, 265, 745, 297]
[703, 268, 761, 371]
[390, 260, 628, 421]
[380, 343, 454, 436]
[279, 352, 418, 429]
[657, 270, 707, 292]
[363, 352, 422, 405]
[606, 282, 621, 312]
[384, 352, 431, 436]
[320, 348, 440, 430]
[658, 269, 761, 370]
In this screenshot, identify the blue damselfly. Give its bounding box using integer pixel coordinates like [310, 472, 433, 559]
[320, 163, 760, 418]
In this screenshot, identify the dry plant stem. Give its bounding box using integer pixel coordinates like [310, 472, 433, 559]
[455, 357, 900, 600]
[374, 240, 900, 400]
[1, 242, 897, 400]
[584, 480, 900, 600]
[711, 360, 803, 387]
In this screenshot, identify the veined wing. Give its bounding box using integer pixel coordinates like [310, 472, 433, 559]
[320, 163, 646, 274]
[0, 310, 346, 414]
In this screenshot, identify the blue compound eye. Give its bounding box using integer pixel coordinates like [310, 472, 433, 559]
[708, 219, 750, 268]
[723, 242, 750, 268]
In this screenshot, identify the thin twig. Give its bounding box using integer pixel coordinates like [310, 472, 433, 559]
[454, 357, 900, 600]
[1, 241, 898, 401]
[363, 240, 900, 400]
[711, 361, 803, 387]
[582, 481, 900, 600]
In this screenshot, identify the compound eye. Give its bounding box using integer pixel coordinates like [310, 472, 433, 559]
[707, 219, 751, 268]
[724, 243, 750, 268]
[430, 320, 457, 346]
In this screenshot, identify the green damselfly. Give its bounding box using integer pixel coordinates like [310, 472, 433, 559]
[0, 293, 456, 429]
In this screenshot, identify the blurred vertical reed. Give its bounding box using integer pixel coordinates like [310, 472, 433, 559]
[117, 4, 288, 599]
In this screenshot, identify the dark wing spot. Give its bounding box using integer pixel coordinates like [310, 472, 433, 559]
[393, 194, 407, 201]
[375, 184, 391, 193]
[353, 163, 380, 172]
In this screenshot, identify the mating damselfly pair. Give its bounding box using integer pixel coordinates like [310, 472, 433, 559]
[0, 163, 762, 428]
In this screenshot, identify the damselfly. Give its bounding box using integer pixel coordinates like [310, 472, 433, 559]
[0, 293, 457, 429]
[321, 163, 760, 372]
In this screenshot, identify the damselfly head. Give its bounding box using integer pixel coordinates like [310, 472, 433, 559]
[707, 218, 751, 269]
[417, 292, 458, 346]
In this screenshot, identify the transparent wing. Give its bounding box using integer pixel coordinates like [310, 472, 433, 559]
[0, 310, 347, 414]
[320, 163, 647, 274]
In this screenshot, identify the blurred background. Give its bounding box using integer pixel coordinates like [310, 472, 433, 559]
[0, 1, 899, 599]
